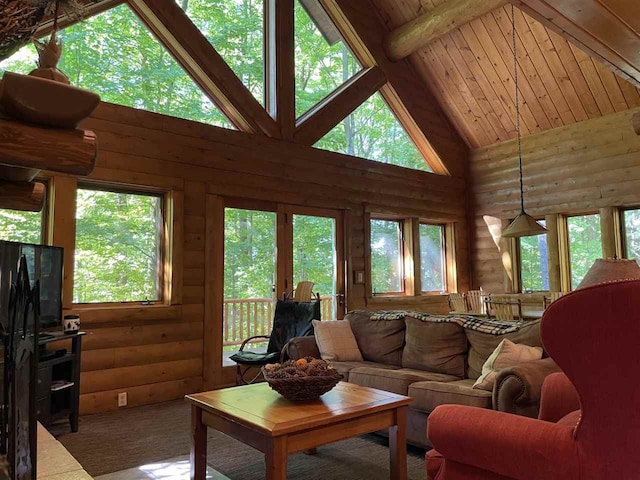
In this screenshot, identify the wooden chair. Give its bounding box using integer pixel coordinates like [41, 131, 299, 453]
[485, 296, 523, 321]
[466, 290, 486, 314]
[544, 292, 565, 309]
[449, 293, 468, 313]
[292, 281, 315, 302]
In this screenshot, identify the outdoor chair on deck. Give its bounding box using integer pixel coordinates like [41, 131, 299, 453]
[484, 296, 523, 321]
[229, 282, 321, 385]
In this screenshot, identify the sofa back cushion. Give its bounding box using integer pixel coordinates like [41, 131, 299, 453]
[402, 316, 467, 377]
[346, 311, 405, 366]
[466, 319, 543, 379]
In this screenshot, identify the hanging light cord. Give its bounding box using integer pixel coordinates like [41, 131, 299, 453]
[512, 3, 525, 213]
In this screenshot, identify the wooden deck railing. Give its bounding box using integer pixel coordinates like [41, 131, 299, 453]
[223, 296, 334, 347]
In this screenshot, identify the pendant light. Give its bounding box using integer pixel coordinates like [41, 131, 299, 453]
[501, 4, 547, 238]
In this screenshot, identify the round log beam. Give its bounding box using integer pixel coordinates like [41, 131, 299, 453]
[0, 180, 46, 212]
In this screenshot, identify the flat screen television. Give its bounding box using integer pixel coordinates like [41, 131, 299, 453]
[0, 241, 64, 330]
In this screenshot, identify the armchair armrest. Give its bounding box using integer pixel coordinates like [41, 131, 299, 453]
[285, 336, 320, 359]
[493, 357, 561, 417]
[238, 335, 270, 351]
[428, 405, 578, 480]
[538, 372, 581, 423]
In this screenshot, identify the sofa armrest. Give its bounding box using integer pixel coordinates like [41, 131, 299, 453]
[285, 336, 320, 360]
[493, 357, 561, 417]
[538, 372, 581, 423]
[428, 405, 578, 480]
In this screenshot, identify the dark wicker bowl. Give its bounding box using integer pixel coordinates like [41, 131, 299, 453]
[262, 368, 343, 401]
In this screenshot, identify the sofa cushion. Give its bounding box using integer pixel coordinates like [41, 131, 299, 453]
[330, 361, 401, 382]
[312, 319, 363, 361]
[409, 379, 493, 413]
[466, 320, 543, 380]
[348, 367, 458, 395]
[346, 311, 405, 366]
[473, 339, 543, 391]
[402, 317, 467, 377]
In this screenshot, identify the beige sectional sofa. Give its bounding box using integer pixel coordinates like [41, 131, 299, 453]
[286, 310, 560, 448]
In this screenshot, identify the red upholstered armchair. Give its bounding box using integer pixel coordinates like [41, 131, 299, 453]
[426, 280, 640, 480]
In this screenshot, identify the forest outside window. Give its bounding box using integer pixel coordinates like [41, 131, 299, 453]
[567, 213, 602, 289]
[420, 223, 446, 293]
[519, 220, 549, 292]
[0, 208, 42, 244]
[623, 209, 640, 262]
[73, 186, 164, 304]
[370, 219, 404, 295]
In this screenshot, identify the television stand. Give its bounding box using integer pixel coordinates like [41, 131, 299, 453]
[37, 332, 85, 432]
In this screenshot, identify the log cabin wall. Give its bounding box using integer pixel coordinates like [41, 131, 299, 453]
[470, 107, 640, 301]
[44, 102, 469, 414]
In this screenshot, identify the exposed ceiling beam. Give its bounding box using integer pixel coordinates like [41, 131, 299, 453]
[321, 0, 468, 178]
[128, 0, 280, 138]
[0, 181, 45, 213]
[294, 66, 386, 145]
[514, 0, 640, 87]
[385, 0, 509, 61]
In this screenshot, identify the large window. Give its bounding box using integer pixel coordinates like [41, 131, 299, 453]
[623, 209, 640, 261]
[567, 214, 602, 288]
[73, 187, 163, 304]
[0, 208, 42, 244]
[370, 219, 404, 294]
[420, 224, 446, 293]
[519, 221, 549, 292]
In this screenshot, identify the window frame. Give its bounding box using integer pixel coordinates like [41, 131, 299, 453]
[514, 218, 550, 294]
[621, 207, 640, 261]
[369, 216, 407, 296]
[563, 211, 603, 291]
[72, 181, 168, 307]
[418, 222, 448, 295]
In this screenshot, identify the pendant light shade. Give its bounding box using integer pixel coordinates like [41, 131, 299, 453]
[501, 4, 548, 239]
[502, 210, 547, 238]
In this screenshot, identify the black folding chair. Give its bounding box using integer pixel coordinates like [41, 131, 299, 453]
[229, 297, 321, 385]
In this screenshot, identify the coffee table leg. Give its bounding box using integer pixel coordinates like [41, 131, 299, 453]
[389, 406, 407, 480]
[190, 405, 207, 480]
[265, 437, 287, 480]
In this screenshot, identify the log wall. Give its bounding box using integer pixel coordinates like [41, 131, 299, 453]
[470, 107, 640, 293]
[45, 102, 470, 414]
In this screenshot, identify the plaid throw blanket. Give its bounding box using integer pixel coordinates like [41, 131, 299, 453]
[366, 310, 525, 335]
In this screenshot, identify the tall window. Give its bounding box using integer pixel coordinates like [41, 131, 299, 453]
[370, 219, 404, 294]
[73, 187, 163, 304]
[420, 224, 446, 293]
[0, 208, 42, 244]
[567, 214, 602, 288]
[519, 221, 549, 292]
[623, 209, 640, 261]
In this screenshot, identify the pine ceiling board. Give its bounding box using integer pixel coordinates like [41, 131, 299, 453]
[599, 0, 640, 35]
[371, 0, 640, 147]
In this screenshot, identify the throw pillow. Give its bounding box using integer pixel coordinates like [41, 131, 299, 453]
[473, 339, 543, 391]
[312, 320, 363, 362]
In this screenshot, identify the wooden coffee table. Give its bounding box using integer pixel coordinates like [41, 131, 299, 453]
[186, 381, 412, 480]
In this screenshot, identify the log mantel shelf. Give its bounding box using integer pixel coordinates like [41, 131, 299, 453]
[0, 116, 97, 177]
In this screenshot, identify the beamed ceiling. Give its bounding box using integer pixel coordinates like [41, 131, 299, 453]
[371, 0, 640, 148]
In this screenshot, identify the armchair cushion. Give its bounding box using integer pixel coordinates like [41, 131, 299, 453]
[410, 379, 492, 413]
[538, 372, 581, 423]
[427, 404, 579, 480]
[348, 367, 458, 396]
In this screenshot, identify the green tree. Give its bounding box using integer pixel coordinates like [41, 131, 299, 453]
[568, 214, 602, 287]
[370, 219, 403, 294]
[0, 209, 42, 244]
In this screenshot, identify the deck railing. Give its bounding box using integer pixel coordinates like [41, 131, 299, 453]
[223, 296, 334, 347]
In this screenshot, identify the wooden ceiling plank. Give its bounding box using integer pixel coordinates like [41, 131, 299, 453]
[479, 12, 552, 132]
[545, 29, 603, 119]
[266, 0, 296, 140]
[294, 66, 387, 145]
[128, 0, 280, 138]
[512, 8, 576, 125]
[448, 28, 518, 137]
[568, 42, 616, 115]
[522, 13, 589, 122]
[515, 0, 640, 87]
[429, 35, 507, 143]
[384, 0, 509, 61]
[615, 76, 640, 109]
[491, 6, 564, 129]
[593, 60, 632, 112]
[321, 0, 469, 177]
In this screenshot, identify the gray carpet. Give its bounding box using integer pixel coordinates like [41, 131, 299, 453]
[50, 400, 427, 479]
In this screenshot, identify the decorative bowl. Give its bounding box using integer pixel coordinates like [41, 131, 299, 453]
[0, 71, 100, 128]
[262, 358, 343, 401]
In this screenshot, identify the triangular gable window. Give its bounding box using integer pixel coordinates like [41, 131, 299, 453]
[178, 0, 265, 106]
[295, 0, 362, 118]
[0, 4, 234, 129]
[315, 92, 433, 172]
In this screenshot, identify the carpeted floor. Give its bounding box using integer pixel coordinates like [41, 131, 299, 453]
[49, 400, 427, 479]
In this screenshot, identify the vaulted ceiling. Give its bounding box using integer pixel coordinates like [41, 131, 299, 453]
[371, 0, 640, 148]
